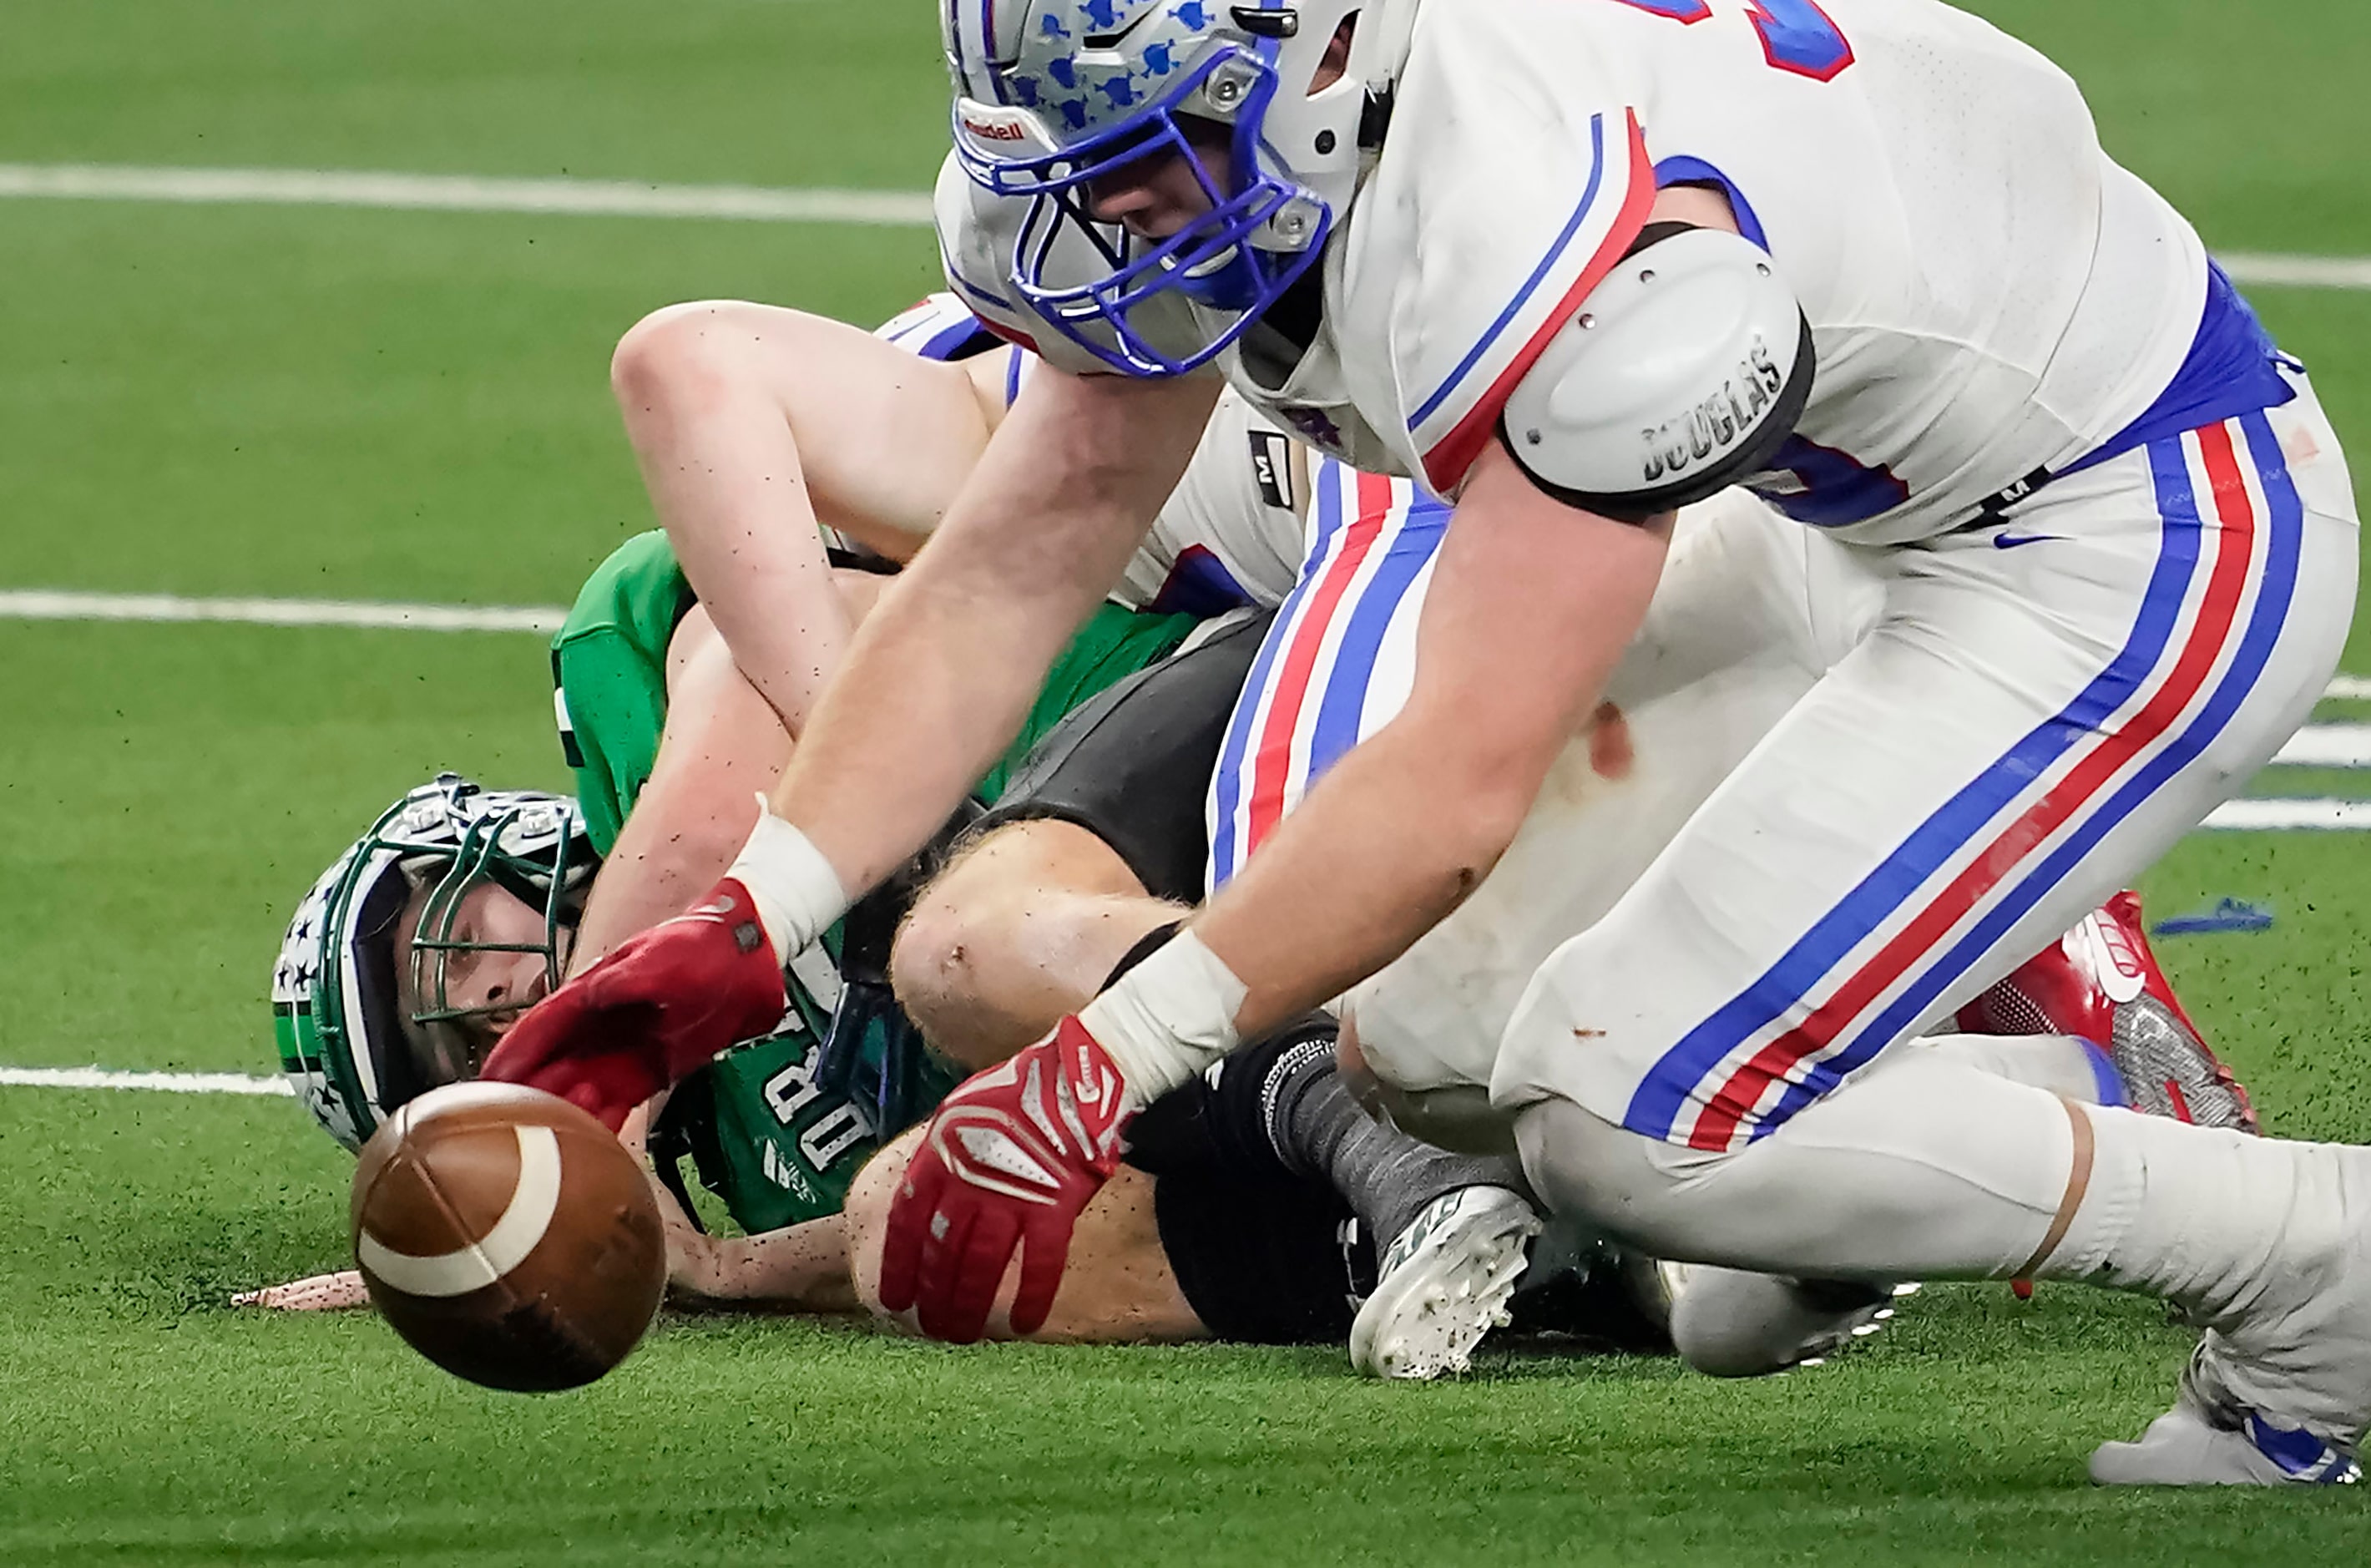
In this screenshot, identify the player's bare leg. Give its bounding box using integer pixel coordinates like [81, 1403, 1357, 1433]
[609, 301, 1009, 732]
[891, 817, 1540, 1374]
[1500, 397, 2365, 1482]
[891, 819, 1180, 1070]
[845, 1124, 1206, 1342]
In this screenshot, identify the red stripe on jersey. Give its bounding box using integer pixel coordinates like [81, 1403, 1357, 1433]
[1687, 421, 2262, 1150]
[978, 317, 1041, 354]
[1243, 472, 1400, 857]
[1420, 114, 1657, 495]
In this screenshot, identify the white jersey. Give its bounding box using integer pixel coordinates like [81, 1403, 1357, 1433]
[1121, 389, 1312, 612]
[1208, 471, 1887, 1095]
[877, 291, 1307, 609]
[1196, 0, 2207, 543]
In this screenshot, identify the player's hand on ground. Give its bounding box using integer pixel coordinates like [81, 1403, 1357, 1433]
[483, 878, 789, 1131]
[230, 1270, 371, 1311]
[877, 1017, 1134, 1343]
[641, 1161, 728, 1304]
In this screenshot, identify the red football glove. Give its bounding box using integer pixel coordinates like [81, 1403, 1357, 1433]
[482, 878, 788, 1130]
[877, 1016, 1134, 1343]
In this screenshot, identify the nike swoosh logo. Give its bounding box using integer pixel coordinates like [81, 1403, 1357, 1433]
[1992, 532, 2063, 550]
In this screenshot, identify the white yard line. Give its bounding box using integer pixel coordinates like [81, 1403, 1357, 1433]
[0, 1065, 290, 1096]
[2, 789, 2369, 1100]
[2217, 252, 2371, 292]
[0, 164, 933, 227]
[2202, 798, 2371, 832]
[2272, 724, 2371, 768]
[0, 589, 564, 635]
[10, 587, 2371, 716]
[0, 164, 2364, 291]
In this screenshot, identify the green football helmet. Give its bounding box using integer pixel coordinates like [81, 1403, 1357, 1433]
[270, 773, 597, 1151]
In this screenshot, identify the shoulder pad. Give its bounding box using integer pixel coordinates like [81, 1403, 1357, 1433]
[1343, 0, 1659, 489]
[1499, 225, 1812, 521]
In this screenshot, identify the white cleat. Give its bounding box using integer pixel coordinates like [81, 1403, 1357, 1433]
[1350, 1186, 1543, 1381]
[1668, 1269, 1917, 1378]
[2090, 1397, 2359, 1486]
[2093, 1147, 2371, 1486]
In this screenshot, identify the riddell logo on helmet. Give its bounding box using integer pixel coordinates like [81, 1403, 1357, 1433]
[963, 119, 1027, 142]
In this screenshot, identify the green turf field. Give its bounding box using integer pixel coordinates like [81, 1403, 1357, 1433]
[3, 1, 2369, 1560]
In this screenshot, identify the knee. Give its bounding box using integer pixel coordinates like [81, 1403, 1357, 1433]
[887, 821, 1113, 1066]
[1514, 1095, 1701, 1245]
[1340, 1020, 1517, 1157]
[886, 874, 1001, 1050]
[1665, 1267, 1895, 1378]
[841, 1128, 924, 1326]
[609, 300, 766, 413]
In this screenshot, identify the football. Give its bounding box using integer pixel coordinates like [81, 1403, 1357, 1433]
[350, 1081, 667, 1392]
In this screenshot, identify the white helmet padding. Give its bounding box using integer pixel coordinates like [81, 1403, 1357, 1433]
[1498, 224, 1812, 522]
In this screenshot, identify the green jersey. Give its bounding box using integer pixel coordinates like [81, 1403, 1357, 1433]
[550, 530, 1198, 1233]
[550, 530, 695, 858]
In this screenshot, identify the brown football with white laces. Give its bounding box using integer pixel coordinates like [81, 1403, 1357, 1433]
[350, 1081, 666, 1392]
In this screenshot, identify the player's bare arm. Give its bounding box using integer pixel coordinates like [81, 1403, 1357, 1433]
[1192, 447, 1673, 1037]
[660, 1210, 859, 1314]
[567, 606, 791, 970]
[478, 373, 1226, 1128]
[610, 301, 1013, 734]
[843, 1126, 1206, 1343]
[568, 575, 881, 970]
[770, 367, 1218, 898]
[872, 454, 1676, 1342]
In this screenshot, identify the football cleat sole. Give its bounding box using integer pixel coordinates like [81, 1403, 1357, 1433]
[1350, 1186, 1543, 1381]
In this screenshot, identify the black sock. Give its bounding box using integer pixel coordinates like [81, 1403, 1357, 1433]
[1120, 1025, 1308, 1182]
[1254, 1018, 1531, 1252]
[1125, 1017, 1532, 1252]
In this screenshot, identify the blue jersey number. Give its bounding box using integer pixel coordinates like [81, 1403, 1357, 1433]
[1606, 0, 1854, 83]
[1757, 437, 1910, 529]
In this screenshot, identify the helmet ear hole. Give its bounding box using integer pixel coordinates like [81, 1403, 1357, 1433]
[1305, 13, 1357, 96]
[351, 868, 435, 1115]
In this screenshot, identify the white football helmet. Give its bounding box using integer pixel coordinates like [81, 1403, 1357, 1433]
[941, 0, 1416, 375]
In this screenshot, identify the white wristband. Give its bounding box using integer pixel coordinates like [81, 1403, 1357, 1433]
[1079, 928, 1248, 1110]
[725, 801, 850, 965]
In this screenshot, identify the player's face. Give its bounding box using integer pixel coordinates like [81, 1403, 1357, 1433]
[1082, 31, 1352, 245]
[393, 878, 568, 1082]
[1084, 117, 1233, 242]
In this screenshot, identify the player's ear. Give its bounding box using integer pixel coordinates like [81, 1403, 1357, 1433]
[1307, 13, 1357, 95]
